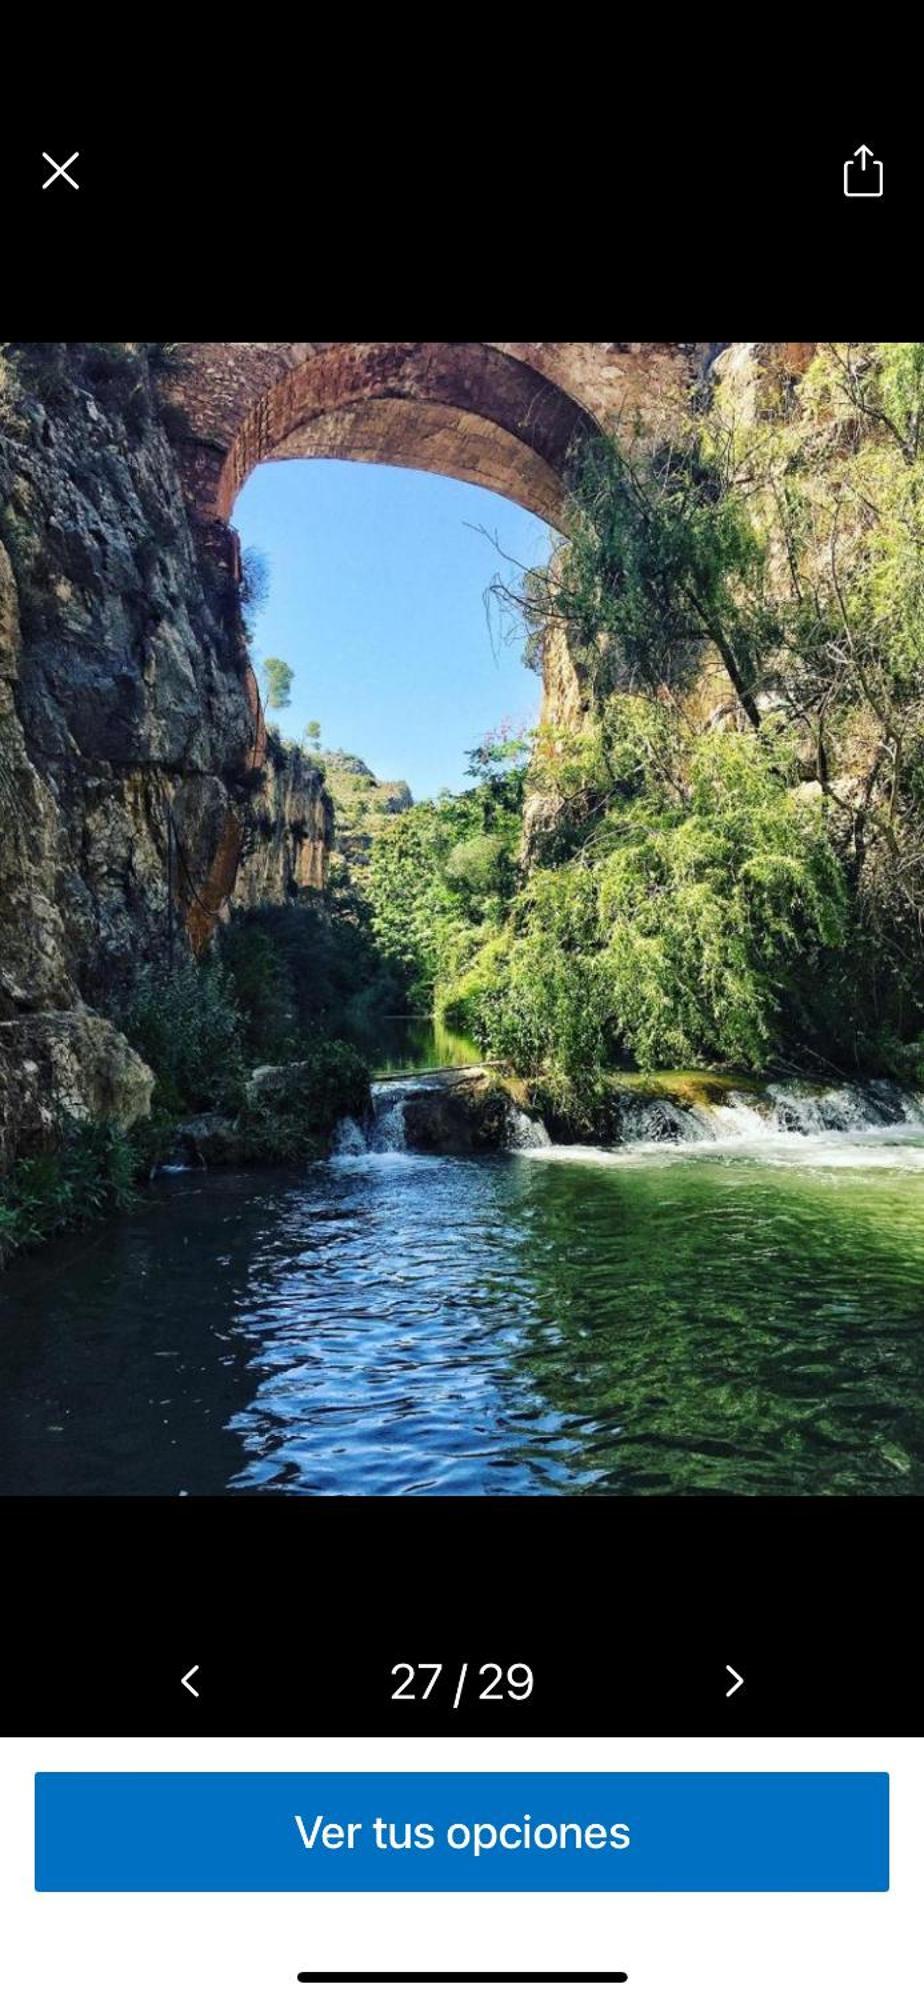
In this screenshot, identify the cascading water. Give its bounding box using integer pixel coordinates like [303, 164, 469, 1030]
[529, 1076, 924, 1170]
[507, 1104, 552, 1150]
[330, 1069, 924, 1164]
[331, 1074, 551, 1158]
[332, 1080, 414, 1156]
[629, 1078, 924, 1147]
[367, 1085, 411, 1153]
[765, 1079, 924, 1132]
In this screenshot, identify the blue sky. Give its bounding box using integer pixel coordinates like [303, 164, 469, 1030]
[232, 460, 550, 799]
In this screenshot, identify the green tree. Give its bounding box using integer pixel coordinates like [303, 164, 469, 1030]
[261, 656, 294, 711]
[479, 345, 924, 1085]
[440, 706, 847, 1096]
[365, 772, 523, 1008]
[495, 430, 773, 730]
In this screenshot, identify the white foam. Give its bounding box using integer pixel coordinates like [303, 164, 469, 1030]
[507, 1105, 552, 1151]
[518, 1124, 924, 1173]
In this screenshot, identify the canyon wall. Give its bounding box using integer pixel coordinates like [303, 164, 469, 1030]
[532, 341, 819, 732]
[0, 344, 327, 1167]
[233, 743, 332, 907]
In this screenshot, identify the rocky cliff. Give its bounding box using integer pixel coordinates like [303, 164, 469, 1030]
[232, 736, 332, 906]
[0, 343, 332, 1169]
[324, 751, 411, 872]
[524, 340, 822, 858]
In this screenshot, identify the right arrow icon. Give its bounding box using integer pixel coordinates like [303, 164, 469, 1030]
[725, 1663, 744, 1699]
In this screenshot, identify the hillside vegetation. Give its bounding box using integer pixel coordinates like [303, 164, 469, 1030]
[361, 345, 924, 1123]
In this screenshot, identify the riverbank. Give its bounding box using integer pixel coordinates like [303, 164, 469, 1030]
[6, 1044, 924, 1273]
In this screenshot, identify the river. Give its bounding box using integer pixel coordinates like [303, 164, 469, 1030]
[2, 1081, 924, 1494]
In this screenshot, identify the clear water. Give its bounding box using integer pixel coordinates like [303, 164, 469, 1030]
[3, 1128, 924, 1495]
[353, 1014, 483, 1075]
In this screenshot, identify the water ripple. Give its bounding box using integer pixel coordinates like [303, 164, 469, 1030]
[1, 1140, 924, 1492]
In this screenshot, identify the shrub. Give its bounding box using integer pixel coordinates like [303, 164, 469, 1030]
[441, 712, 848, 1089]
[219, 901, 405, 1053]
[236, 1040, 372, 1161]
[119, 961, 247, 1115]
[219, 921, 294, 1062]
[0, 1120, 137, 1268]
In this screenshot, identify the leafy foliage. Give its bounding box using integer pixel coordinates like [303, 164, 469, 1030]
[0, 1121, 137, 1269]
[234, 1041, 371, 1162]
[220, 896, 405, 1056]
[119, 919, 381, 1127]
[120, 961, 247, 1115]
[364, 739, 526, 1008]
[441, 710, 846, 1100]
[260, 655, 294, 711]
[240, 547, 270, 641]
[370, 347, 924, 1109]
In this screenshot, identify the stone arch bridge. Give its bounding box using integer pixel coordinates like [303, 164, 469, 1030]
[159, 340, 814, 937]
[168, 341, 705, 536]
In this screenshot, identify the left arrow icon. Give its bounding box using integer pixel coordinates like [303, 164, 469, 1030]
[181, 1665, 200, 1698]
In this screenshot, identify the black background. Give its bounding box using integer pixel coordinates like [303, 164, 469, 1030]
[2, 1499, 914, 1735]
[1, 79, 918, 333]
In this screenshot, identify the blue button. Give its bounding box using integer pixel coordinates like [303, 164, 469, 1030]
[35, 1771, 889, 1892]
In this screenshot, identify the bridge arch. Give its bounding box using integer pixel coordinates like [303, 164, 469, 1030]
[170, 341, 615, 532]
[161, 340, 700, 942]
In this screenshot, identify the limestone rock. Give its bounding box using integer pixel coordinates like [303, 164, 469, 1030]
[710, 342, 818, 425]
[245, 1063, 290, 1107]
[0, 345, 272, 1011]
[324, 749, 412, 872]
[0, 1009, 154, 1170]
[173, 1113, 246, 1170]
[232, 741, 331, 906]
[402, 1074, 515, 1154]
[1, 544, 79, 1015]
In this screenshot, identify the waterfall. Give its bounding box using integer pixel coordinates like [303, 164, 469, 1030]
[616, 1097, 709, 1145]
[765, 1079, 923, 1131]
[329, 1115, 368, 1156]
[330, 1075, 551, 1157]
[507, 1104, 552, 1150]
[609, 1078, 924, 1149]
[328, 1070, 924, 1164]
[367, 1085, 409, 1153]
[331, 1080, 413, 1157]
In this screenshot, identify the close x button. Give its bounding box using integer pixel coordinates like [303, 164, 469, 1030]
[41, 150, 80, 191]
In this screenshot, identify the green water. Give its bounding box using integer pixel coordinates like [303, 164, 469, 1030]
[2, 1126, 924, 1494]
[357, 1013, 483, 1075]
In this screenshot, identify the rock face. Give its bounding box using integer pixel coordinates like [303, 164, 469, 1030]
[324, 750, 411, 871]
[0, 345, 259, 1013]
[0, 540, 76, 1014]
[0, 343, 333, 1166]
[0, 1010, 153, 1171]
[232, 740, 332, 906]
